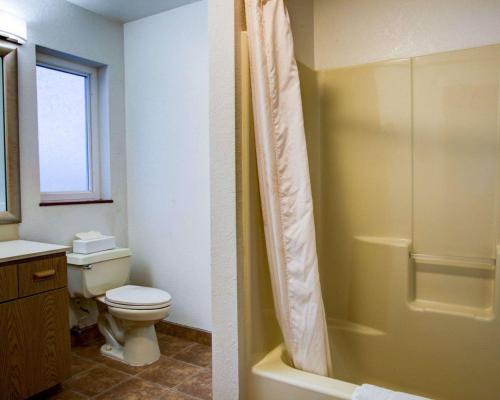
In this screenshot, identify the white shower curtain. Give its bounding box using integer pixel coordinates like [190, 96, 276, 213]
[244, 0, 332, 377]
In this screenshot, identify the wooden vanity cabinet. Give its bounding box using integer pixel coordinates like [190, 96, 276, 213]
[0, 253, 71, 399]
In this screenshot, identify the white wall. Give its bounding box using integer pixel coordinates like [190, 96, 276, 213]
[209, 0, 239, 397]
[0, 0, 128, 246]
[124, 1, 211, 331]
[314, 0, 500, 69]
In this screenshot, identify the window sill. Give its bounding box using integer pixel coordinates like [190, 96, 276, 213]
[39, 199, 114, 207]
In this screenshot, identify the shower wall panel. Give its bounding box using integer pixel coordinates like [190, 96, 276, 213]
[413, 45, 500, 259]
[317, 61, 412, 318]
[313, 44, 500, 319]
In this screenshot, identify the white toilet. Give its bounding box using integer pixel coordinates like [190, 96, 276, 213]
[67, 248, 172, 366]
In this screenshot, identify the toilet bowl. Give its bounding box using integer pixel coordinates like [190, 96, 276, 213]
[67, 249, 173, 366]
[96, 285, 172, 366]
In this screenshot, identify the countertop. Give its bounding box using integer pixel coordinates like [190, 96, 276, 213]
[0, 240, 70, 263]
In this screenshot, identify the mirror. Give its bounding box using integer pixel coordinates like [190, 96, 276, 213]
[0, 56, 4, 211]
[0, 42, 20, 223]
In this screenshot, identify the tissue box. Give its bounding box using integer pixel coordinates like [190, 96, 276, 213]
[73, 236, 116, 254]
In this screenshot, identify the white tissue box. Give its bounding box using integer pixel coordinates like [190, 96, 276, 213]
[73, 236, 116, 254]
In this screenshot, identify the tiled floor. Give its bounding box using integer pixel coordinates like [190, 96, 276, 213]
[43, 331, 212, 400]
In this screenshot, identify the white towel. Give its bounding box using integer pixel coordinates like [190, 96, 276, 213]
[353, 384, 430, 400]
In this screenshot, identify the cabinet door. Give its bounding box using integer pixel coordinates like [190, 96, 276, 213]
[18, 255, 67, 297]
[0, 288, 71, 399]
[0, 264, 17, 303]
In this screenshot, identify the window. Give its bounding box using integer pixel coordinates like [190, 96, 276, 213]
[36, 53, 100, 203]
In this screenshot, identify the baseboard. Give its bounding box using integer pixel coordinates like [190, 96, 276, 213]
[71, 320, 212, 348]
[157, 320, 212, 346]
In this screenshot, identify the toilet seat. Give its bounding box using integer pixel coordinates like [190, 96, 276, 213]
[103, 285, 172, 310]
[105, 299, 171, 310]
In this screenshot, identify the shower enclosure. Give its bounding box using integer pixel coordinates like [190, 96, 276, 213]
[241, 34, 500, 400]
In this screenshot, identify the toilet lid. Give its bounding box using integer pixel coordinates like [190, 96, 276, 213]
[105, 285, 172, 308]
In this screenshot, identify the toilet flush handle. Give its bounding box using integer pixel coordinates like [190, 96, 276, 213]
[83, 264, 93, 270]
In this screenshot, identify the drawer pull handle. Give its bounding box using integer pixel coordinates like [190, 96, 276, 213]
[33, 269, 56, 280]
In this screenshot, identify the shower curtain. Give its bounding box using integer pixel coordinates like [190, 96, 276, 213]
[244, 0, 332, 377]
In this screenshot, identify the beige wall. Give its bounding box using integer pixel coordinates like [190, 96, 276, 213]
[312, 0, 500, 70]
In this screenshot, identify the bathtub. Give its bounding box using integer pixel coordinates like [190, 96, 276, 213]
[251, 345, 356, 400]
[249, 237, 500, 400]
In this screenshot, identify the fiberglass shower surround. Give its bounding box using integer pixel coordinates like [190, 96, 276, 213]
[294, 45, 500, 399]
[243, 1, 500, 397]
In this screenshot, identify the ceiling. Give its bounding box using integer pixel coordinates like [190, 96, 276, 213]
[65, 0, 201, 23]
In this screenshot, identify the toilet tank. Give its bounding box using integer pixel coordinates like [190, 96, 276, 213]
[67, 248, 133, 298]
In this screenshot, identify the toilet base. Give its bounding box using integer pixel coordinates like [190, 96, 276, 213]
[97, 310, 163, 366]
[100, 342, 125, 363]
[94, 294, 170, 367]
[99, 324, 161, 366]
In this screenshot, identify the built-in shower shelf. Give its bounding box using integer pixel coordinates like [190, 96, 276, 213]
[409, 300, 494, 321]
[409, 253, 496, 320]
[410, 253, 495, 271]
[327, 318, 385, 336]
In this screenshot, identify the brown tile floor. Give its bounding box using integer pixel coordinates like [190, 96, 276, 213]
[43, 331, 212, 400]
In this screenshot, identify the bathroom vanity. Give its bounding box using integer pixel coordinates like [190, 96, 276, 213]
[0, 240, 71, 399]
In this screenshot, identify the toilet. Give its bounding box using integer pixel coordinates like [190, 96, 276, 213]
[67, 248, 172, 366]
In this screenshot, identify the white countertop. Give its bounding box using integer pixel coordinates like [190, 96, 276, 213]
[0, 240, 70, 263]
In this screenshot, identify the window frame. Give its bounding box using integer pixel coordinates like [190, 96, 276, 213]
[36, 53, 101, 203]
